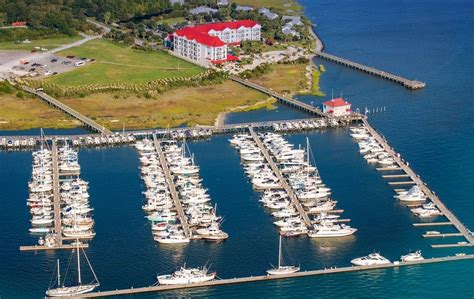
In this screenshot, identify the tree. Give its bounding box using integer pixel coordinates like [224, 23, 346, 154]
[104, 11, 112, 24]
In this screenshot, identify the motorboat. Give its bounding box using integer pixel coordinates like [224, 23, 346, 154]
[308, 221, 357, 238]
[400, 250, 424, 262]
[157, 266, 216, 285]
[351, 253, 391, 266]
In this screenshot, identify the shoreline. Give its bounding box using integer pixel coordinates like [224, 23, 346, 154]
[214, 97, 276, 127]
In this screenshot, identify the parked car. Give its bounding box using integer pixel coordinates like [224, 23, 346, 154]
[50, 59, 58, 63]
[74, 61, 85, 67]
[66, 55, 75, 59]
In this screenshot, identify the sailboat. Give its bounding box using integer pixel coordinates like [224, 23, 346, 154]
[266, 236, 300, 275]
[45, 242, 99, 297]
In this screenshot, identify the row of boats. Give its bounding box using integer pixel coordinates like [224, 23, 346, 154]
[136, 138, 228, 244]
[271, 119, 338, 132]
[350, 125, 443, 218]
[230, 132, 357, 238]
[27, 142, 95, 247]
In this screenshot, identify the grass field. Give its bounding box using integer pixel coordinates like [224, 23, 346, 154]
[0, 95, 78, 130]
[49, 39, 203, 86]
[249, 63, 309, 95]
[231, 0, 301, 11]
[60, 81, 268, 129]
[157, 17, 187, 26]
[0, 36, 82, 51]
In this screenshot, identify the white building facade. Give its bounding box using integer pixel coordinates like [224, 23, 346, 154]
[323, 98, 352, 117]
[172, 20, 261, 64]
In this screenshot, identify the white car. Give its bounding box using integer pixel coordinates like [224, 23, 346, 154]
[74, 61, 85, 67]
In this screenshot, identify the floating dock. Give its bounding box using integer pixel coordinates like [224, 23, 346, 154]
[422, 233, 464, 238]
[81, 254, 474, 297]
[413, 222, 453, 227]
[19, 243, 89, 251]
[249, 128, 312, 228]
[314, 51, 426, 90]
[431, 243, 474, 248]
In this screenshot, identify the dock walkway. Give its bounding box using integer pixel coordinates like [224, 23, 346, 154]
[51, 141, 62, 244]
[249, 128, 312, 227]
[152, 134, 191, 238]
[22, 86, 112, 135]
[362, 118, 474, 244]
[81, 254, 474, 297]
[314, 52, 425, 90]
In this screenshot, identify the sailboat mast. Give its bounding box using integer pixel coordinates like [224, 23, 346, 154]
[76, 240, 82, 285]
[278, 235, 282, 269]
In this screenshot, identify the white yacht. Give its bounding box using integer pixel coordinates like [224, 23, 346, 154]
[267, 236, 300, 275]
[401, 250, 424, 262]
[351, 253, 391, 266]
[308, 221, 357, 238]
[157, 266, 216, 285]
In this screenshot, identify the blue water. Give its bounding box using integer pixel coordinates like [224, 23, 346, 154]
[1, 0, 474, 297]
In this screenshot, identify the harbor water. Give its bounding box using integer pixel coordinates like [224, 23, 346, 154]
[1, 0, 473, 297]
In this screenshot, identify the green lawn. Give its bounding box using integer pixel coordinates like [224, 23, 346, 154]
[0, 36, 82, 51]
[231, 0, 301, 11]
[157, 17, 187, 26]
[49, 39, 203, 86]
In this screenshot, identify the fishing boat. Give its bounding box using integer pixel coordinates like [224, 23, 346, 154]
[267, 236, 300, 275]
[45, 242, 99, 297]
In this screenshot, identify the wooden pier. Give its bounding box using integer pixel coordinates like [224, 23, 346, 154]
[376, 167, 402, 171]
[152, 134, 191, 238]
[249, 128, 312, 228]
[21, 86, 112, 135]
[362, 118, 474, 245]
[314, 51, 426, 90]
[230, 76, 329, 118]
[81, 254, 474, 297]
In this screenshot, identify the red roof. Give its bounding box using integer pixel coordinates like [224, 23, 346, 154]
[12, 21, 27, 27]
[323, 97, 351, 107]
[174, 20, 259, 47]
[210, 54, 240, 64]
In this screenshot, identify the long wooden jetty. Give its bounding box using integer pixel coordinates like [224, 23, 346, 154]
[19, 243, 88, 251]
[362, 118, 474, 244]
[314, 51, 426, 90]
[249, 128, 312, 227]
[152, 134, 191, 238]
[422, 233, 464, 238]
[21, 86, 112, 135]
[81, 254, 474, 297]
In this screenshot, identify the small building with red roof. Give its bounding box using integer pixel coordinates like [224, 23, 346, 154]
[323, 97, 351, 117]
[171, 20, 261, 64]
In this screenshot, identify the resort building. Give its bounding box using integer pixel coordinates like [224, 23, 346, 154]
[323, 98, 352, 117]
[171, 20, 261, 64]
